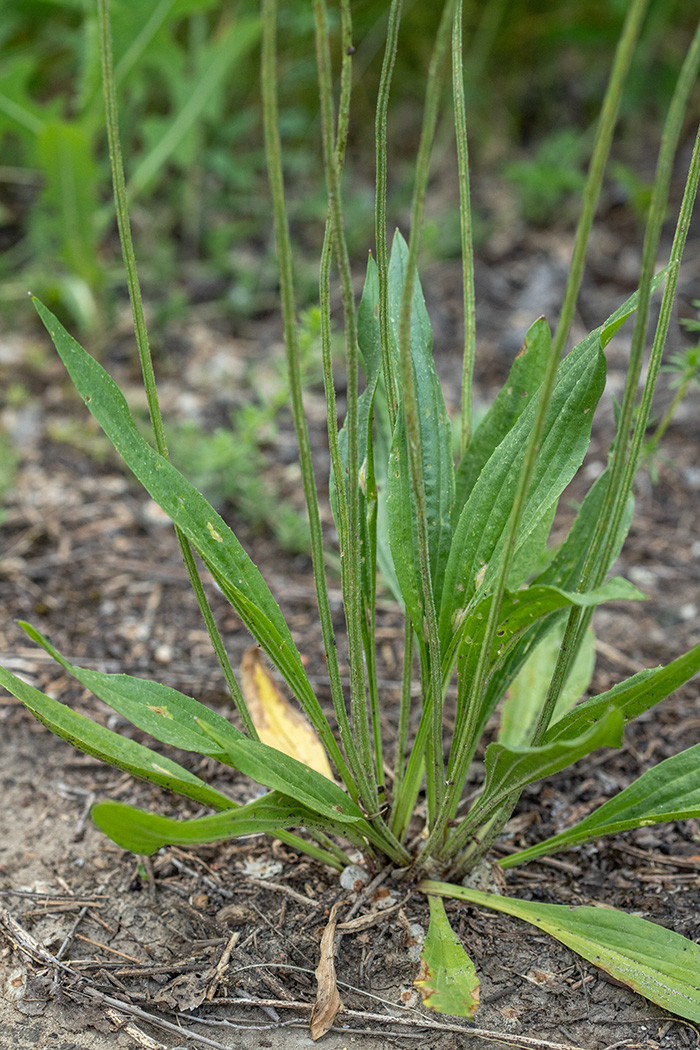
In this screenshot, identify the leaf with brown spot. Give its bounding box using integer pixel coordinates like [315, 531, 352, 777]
[414, 896, 479, 1019]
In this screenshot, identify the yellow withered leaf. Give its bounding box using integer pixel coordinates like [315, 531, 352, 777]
[240, 647, 334, 781]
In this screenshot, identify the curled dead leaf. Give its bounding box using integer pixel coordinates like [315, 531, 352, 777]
[310, 902, 344, 1040]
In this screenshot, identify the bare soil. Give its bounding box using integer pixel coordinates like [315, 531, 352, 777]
[2, 218, 700, 1050]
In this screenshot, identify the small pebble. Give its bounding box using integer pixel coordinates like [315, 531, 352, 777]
[154, 643, 173, 664]
[339, 864, 369, 892]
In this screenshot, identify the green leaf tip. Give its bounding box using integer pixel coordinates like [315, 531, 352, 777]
[415, 896, 480, 1019]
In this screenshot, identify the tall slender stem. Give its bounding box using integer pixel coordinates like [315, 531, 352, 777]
[97, 0, 254, 737]
[452, 0, 476, 455]
[312, 0, 380, 813]
[260, 0, 365, 796]
[530, 18, 700, 749]
[375, 0, 403, 430]
[397, 0, 456, 827]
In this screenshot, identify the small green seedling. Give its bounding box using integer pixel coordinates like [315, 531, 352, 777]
[3, 0, 700, 1035]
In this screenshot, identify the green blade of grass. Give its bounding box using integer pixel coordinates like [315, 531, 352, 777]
[501, 744, 700, 867]
[420, 881, 700, 1023]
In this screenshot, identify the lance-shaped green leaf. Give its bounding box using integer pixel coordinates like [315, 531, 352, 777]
[92, 791, 351, 855]
[32, 298, 342, 773]
[19, 621, 242, 760]
[454, 316, 550, 520]
[436, 579, 639, 821]
[501, 743, 700, 867]
[0, 666, 235, 812]
[525, 269, 667, 592]
[440, 272, 669, 648]
[194, 716, 364, 825]
[419, 881, 700, 1023]
[458, 707, 624, 834]
[545, 639, 700, 743]
[414, 896, 479, 1018]
[439, 324, 606, 646]
[385, 232, 454, 629]
[446, 577, 642, 763]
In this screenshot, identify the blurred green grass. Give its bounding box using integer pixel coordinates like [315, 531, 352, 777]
[0, 0, 695, 333]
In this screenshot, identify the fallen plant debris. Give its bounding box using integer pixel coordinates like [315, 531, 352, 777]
[310, 901, 344, 1039]
[2, 897, 638, 1050]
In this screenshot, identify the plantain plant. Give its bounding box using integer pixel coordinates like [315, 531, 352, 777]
[3, 0, 700, 1029]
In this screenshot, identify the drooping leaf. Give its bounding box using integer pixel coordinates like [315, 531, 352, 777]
[415, 896, 479, 1018]
[545, 639, 700, 743]
[419, 881, 700, 1023]
[19, 621, 241, 760]
[445, 577, 643, 760]
[501, 744, 700, 867]
[241, 646, 333, 780]
[0, 666, 235, 812]
[32, 299, 339, 768]
[448, 576, 643, 686]
[91, 791, 347, 855]
[453, 316, 550, 519]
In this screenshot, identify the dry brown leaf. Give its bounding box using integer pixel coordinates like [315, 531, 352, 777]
[241, 647, 333, 779]
[309, 902, 343, 1040]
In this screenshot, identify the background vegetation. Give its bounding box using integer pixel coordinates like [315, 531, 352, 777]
[1, 0, 696, 335]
